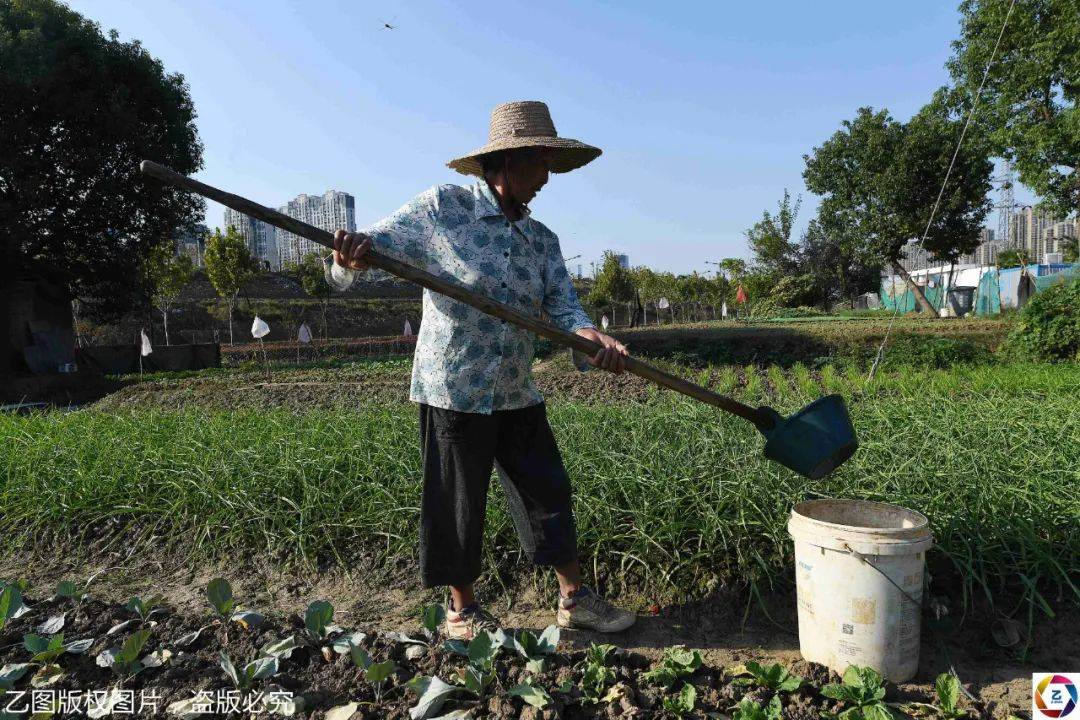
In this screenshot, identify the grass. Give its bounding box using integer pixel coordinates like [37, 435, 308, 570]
[2, 363, 1076, 618]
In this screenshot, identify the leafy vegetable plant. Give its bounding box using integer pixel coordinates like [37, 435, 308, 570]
[123, 595, 165, 624]
[96, 629, 153, 680]
[0, 583, 25, 631]
[346, 644, 397, 703]
[206, 578, 265, 630]
[899, 673, 967, 719]
[508, 677, 553, 709]
[732, 695, 784, 720]
[580, 642, 617, 704]
[732, 661, 804, 692]
[511, 624, 560, 675]
[390, 604, 446, 651]
[407, 674, 461, 720]
[661, 683, 697, 717]
[821, 665, 894, 720]
[219, 650, 278, 692]
[643, 645, 702, 689]
[444, 630, 500, 699]
[24, 633, 93, 663]
[302, 600, 343, 645]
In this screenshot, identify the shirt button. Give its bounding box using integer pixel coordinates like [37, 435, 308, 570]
[501, 282, 507, 288]
[503, 252, 509, 258]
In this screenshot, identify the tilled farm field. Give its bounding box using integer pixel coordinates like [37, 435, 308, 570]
[1, 333, 1077, 718]
[0, 573, 1074, 719]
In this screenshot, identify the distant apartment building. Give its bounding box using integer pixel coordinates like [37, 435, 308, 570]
[1005, 207, 1078, 261]
[957, 228, 999, 266]
[276, 190, 355, 268]
[615, 253, 629, 269]
[223, 208, 278, 269]
[175, 223, 208, 267]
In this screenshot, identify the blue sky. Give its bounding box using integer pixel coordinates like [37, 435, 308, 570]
[69, 0, 1021, 274]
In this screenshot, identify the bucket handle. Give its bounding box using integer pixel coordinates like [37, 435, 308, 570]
[843, 542, 979, 703]
[840, 542, 926, 610]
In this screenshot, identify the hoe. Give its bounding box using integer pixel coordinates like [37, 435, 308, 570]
[141, 160, 858, 479]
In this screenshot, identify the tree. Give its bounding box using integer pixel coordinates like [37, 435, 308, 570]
[282, 251, 332, 338]
[590, 251, 635, 324]
[798, 217, 881, 308]
[719, 258, 747, 283]
[1061, 237, 1079, 263]
[0, 0, 203, 373]
[803, 101, 992, 316]
[996, 248, 1031, 267]
[948, 0, 1080, 215]
[747, 190, 801, 275]
[147, 241, 195, 345]
[204, 226, 258, 344]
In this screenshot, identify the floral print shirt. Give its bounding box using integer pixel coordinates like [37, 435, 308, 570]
[324, 180, 595, 414]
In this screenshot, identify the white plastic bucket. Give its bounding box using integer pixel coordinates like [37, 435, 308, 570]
[788, 499, 932, 682]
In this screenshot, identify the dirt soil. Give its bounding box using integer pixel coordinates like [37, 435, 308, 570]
[2, 554, 1069, 719]
[90, 358, 673, 412]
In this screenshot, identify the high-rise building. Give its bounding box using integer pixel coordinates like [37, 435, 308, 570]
[223, 208, 278, 269]
[175, 223, 208, 267]
[277, 190, 355, 268]
[615, 253, 629, 269]
[959, 228, 996, 266]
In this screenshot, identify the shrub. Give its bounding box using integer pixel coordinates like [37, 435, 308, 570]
[879, 335, 993, 369]
[1005, 276, 1080, 361]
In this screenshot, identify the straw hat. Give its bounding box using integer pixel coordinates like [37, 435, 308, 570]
[447, 100, 601, 177]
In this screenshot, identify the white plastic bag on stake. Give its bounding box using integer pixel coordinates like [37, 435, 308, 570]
[601, 315, 609, 331]
[250, 315, 271, 381]
[138, 328, 152, 376]
[403, 319, 413, 337]
[722, 301, 728, 319]
[297, 323, 312, 343]
[251, 316, 270, 339]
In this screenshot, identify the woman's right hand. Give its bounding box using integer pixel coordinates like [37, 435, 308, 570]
[333, 230, 372, 271]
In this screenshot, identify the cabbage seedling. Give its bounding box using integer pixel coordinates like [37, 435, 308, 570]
[508, 678, 553, 709]
[732, 695, 783, 720]
[406, 675, 461, 720]
[206, 577, 265, 629]
[821, 665, 894, 720]
[220, 650, 278, 692]
[643, 645, 702, 689]
[446, 630, 500, 700]
[392, 604, 446, 649]
[96, 629, 152, 680]
[580, 643, 616, 705]
[661, 683, 697, 718]
[897, 673, 966, 719]
[732, 661, 804, 693]
[301, 600, 343, 645]
[0, 584, 24, 631]
[346, 643, 397, 703]
[23, 633, 93, 663]
[123, 595, 165, 624]
[512, 625, 560, 675]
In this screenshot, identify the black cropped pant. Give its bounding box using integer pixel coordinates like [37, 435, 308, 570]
[418, 402, 579, 588]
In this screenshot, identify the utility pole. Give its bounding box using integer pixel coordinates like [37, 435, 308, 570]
[994, 160, 1017, 249]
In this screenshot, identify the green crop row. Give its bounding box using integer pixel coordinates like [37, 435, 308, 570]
[1, 363, 1076, 620]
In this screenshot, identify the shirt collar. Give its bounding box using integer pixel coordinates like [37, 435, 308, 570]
[473, 180, 532, 222]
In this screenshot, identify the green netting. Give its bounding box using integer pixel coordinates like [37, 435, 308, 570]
[974, 269, 1001, 316]
[1034, 265, 1079, 292]
[879, 276, 944, 312]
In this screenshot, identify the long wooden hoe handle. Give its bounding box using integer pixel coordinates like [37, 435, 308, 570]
[141, 160, 774, 431]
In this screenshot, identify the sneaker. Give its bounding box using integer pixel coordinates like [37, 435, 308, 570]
[444, 603, 501, 641]
[556, 585, 636, 632]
